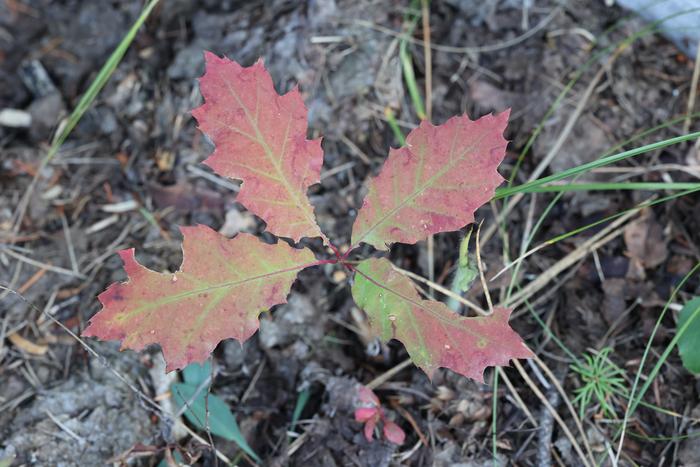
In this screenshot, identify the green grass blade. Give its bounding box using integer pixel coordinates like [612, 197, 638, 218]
[10, 0, 160, 232]
[384, 107, 407, 146]
[505, 6, 700, 190]
[544, 187, 700, 246]
[49, 0, 160, 164]
[624, 299, 700, 417]
[399, 3, 426, 120]
[497, 131, 700, 200]
[615, 262, 700, 460]
[504, 182, 700, 194]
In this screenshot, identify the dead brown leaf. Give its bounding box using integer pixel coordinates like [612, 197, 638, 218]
[623, 209, 668, 270]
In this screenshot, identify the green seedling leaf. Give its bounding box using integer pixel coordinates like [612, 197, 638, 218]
[453, 228, 478, 293]
[192, 52, 325, 243]
[157, 450, 184, 467]
[452, 257, 478, 293]
[182, 360, 212, 386]
[291, 388, 311, 428]
[84, 225, 315, 371]
[678, 297, 700, 374]
[352, 258, 532, 381]
[352, 111, 509, 250]
[171, 382, 260, 462]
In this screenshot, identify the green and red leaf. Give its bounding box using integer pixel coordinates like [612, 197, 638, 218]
[351, 112, 509, 250]
[83, 225, 315, 371]
[352, 258, 532, 381]
[192, 52, 324, 242]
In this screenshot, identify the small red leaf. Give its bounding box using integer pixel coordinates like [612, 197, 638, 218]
[357, 385, 380, 406]
[352, 258, 533, 381]
[352, 111, 509, 249]
[383, 420, 406, 445]
[83, 225, 315, 371]
[364, 417, 377, 442]
[193, 52, 324, 242]
[354, 407, 378, 423]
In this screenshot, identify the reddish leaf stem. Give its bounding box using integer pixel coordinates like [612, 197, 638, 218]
[327, 241, 342, 261]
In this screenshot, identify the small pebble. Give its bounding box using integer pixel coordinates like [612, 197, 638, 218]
[0, 109, 32, 128]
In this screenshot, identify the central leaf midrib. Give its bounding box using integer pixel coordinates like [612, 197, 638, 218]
[117, 263, 310, 321]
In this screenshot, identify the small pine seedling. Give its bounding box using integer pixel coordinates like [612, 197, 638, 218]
[571, 347, 628, 420]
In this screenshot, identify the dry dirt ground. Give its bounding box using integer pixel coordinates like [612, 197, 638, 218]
[1, 1, 700, 466]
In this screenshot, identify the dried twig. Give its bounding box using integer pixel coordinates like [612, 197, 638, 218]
[684, 38, 700, 134]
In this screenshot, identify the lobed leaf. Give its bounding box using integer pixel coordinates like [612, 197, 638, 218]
[192, 52, 324, 242]
[83, 225, 315, 371]
[352, 258, 532, 381]
[352, 111, 509, 250]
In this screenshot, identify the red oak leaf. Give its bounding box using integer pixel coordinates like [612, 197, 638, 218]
[83, 225, 315, 371]
[192, 52, 324, 243]
[352, 111, 509, 250]
[352, 258, 533, 381]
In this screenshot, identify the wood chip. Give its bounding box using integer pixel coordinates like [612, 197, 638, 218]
[7, 333, 48, 356]
[101, 200, 139, 213]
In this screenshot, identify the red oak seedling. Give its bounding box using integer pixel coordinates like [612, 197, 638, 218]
[83, 51, 533, 382]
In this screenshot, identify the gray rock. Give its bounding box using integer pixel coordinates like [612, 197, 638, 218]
[259, 293, 324, 351]
[18, 60, 57, 98]
[259, 318, 290, 349]
[222, 338, 262, 373]
[616, 0, 700, 58]
[27, 93, 65, 142]
[168, 44, 206, 80]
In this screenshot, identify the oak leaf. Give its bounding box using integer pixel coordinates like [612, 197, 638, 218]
[352, 112, 509, 250]
[192, 52, 324, 242]
[83, 225, 314, 371]
[352, 258, 532, 381]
